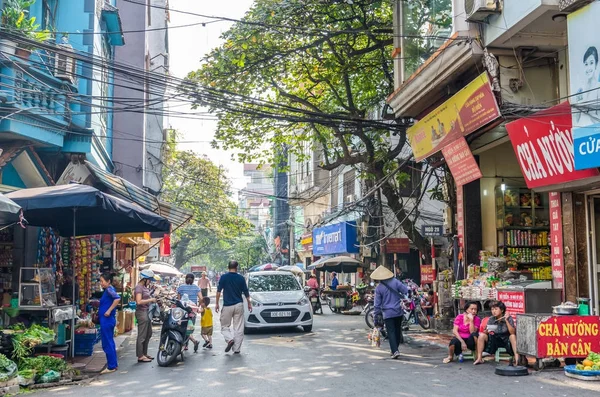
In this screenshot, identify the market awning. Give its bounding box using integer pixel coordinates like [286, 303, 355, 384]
[6, 184, 171, 236]
[84, 161, 193, 230]
[0, 193, 22, 225]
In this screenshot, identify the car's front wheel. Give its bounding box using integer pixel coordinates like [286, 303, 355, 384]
[302, 325, 313, 332]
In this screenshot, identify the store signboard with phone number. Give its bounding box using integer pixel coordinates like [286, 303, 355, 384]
[497, 290, 525, 322]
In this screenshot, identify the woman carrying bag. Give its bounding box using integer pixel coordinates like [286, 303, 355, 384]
[372, 265, 409, 359]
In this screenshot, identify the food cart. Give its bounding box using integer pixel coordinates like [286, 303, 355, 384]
[322, 287, 351, 313]
[516, 313, 600, 370]
[310, 256, 367, 314]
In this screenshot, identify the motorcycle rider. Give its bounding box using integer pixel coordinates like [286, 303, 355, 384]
[306, 274, 322, 314]
[177, 273, 203, 352]
[306, 274, 319, 290]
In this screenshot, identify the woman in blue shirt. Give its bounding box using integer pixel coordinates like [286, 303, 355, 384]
[372, 265, 409, 359]
[99, 272, 120, 374]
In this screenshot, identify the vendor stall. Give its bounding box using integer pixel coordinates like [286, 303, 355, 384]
[6, 184, 171, 357]
[312, 256, 367, 313]
[517, 312, 600, 370]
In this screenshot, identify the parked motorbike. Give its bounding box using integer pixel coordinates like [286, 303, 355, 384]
[365, 279, 430, 331]
[156, 297, 196, 367]
[304, 286, 323, 314]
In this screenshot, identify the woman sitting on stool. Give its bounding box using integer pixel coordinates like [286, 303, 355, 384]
[474, 300, 518, 365]
[443, 301, 480, 363]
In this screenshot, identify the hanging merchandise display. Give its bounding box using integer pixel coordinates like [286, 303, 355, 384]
[0, 227, 14, 296]
[36, 228, 62, 272]
[62, 236, 103, 308]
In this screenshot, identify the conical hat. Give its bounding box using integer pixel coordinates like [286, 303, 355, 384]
[370, 265, 394, 281]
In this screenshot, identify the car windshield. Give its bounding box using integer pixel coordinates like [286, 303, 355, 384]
[248, 275, 301, 292]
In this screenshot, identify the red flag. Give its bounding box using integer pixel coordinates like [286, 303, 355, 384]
[160, 234, 171, 256]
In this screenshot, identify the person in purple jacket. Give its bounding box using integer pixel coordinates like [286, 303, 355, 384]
[372, 265, 409, 359]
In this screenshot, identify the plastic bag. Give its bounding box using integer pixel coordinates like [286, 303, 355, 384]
[39, 370, 60, 384]
[0, 357, 17, 381]
[371, 328, 381, 348]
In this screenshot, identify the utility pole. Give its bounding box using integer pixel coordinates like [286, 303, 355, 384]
[289, 207, 295, 266]
[377, 187, 386, 268]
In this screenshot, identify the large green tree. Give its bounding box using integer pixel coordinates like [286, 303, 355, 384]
[160, 143, 253, 268]
[186, 0, 450, 258]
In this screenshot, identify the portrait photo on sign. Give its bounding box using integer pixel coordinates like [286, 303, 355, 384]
[567, 1, 600, 170]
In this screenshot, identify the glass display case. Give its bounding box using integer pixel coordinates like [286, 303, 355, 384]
[495, 186, 551, 279]
[19, 267, 57, 308]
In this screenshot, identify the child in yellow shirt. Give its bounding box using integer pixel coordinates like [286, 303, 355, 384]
[200, 296, 213, 349]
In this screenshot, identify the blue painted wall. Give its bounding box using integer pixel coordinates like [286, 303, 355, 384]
[27, 0, 117, 170]
[1, 164, 26, 188]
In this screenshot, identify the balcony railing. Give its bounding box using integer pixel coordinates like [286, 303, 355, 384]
[0, 56, 73, 127]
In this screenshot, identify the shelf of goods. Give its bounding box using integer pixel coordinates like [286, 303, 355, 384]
[496, 187, 551, 274]
[0, 227, 14, 295]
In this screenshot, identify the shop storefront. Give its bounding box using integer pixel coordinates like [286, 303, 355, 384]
[0, 184, 172, 360]
[311, 220, 361, 282]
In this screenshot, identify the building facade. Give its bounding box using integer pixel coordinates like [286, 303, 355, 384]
[112, 0, 168, 194]
[0, 0, 125, 192]
[387, 0, 600, 315]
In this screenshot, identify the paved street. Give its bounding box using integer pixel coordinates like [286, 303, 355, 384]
[34, 310, 600, 397]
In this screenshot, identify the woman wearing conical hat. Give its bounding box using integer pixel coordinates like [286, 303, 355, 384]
[371, 265, 409, 359]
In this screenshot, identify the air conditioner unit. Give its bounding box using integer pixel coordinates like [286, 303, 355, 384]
[54, 43, 77, 84]
[345, 194, 355, 204]
[465, 0, 501, 22]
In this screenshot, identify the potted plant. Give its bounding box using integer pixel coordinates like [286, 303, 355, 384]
[1, 0, 49, 59]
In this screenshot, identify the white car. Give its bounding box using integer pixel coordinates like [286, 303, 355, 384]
[244, 271, 313, 333]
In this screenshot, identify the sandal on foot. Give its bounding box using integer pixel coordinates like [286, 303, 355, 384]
[137, 358, 152, 363]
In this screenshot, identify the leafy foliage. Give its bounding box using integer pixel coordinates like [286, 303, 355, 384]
[160, 137, 253, 268]
[185, 0, 450, 257]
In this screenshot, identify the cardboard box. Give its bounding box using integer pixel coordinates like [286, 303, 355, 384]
[124, 311, 134, 332]
[116, 311, 126, 334]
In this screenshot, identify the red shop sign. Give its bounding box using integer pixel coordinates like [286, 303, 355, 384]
[420, 265, 436, 283]
[457, 187, 464, 247]
[497, 290, 525, 315]
[441, 137, 482, 186]
[506, 102, 599, 189]
[385, 238, 410, 254]
[537, 316, 600, 358]
[549, 192, 564, 291]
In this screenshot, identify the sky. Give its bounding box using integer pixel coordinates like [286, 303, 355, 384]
[168, 0, 255, 192]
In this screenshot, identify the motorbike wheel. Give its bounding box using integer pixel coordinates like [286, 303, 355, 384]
[416, 308, 431, 330]
[401, 316, 410, 331]
[328, 299, 336, 313]
[365, 307, 375, 329]
[157, 338, 181, 367]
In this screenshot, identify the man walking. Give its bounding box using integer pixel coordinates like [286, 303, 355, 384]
[198, 271, 211, 298]
[215, 260, 252, 354]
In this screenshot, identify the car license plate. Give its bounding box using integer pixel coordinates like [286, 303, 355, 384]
[270, 311, 291, 317]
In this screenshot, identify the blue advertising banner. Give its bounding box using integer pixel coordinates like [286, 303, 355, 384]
[568, 2, 600, 170]
[312, 221, 358, 255]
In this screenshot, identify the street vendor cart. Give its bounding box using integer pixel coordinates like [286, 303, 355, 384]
[517, 313, 600, 370]
[309, 255, 367, 314]
[322, 287, 351, 313]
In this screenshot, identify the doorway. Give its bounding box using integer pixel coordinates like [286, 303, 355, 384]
[587, 196, 600, 315]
